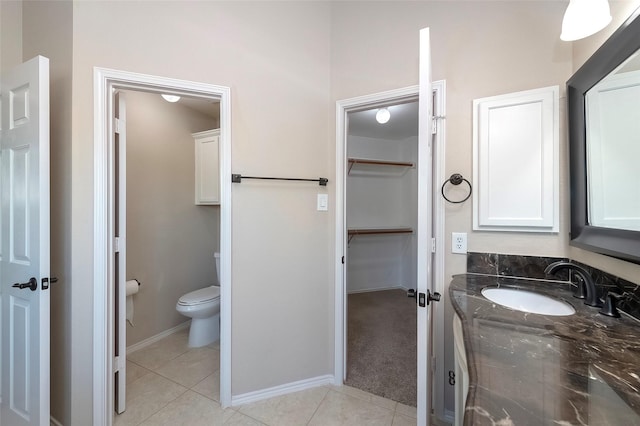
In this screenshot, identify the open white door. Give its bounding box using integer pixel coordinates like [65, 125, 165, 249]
[114, 92, 127, 414]
[417, 28, 435, 425]
[0, 56, 51, 426]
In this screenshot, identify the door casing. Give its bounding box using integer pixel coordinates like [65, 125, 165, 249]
[334, 81, 447, 423]
[92, 68, 232, 426]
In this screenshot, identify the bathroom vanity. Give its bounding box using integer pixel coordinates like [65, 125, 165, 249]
[450, 274, 640, 425]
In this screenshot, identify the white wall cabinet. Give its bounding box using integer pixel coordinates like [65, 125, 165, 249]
[472, 86, 559, 232]
[193, 129, 220, 205]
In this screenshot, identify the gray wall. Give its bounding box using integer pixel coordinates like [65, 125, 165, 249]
[6, 1, 640, 423]
[0, 0, 22, 72]
[329, 1, 574, 413]
[568, 1, 640, 285]
[21, 1, 74, 422]
[124, 90, 219, 346]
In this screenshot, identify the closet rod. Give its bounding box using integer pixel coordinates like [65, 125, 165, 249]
[348, 227, 413, 236]
[347, 227, 413, 244]
[348, 158, 414, 167]
[232, 174, 328, 186]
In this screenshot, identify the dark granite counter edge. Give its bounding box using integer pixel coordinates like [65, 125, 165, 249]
[449, 273, 640, 425]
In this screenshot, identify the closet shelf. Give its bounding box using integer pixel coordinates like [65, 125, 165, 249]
[347, 227, 414, 244]
[348, 158, 415, 175]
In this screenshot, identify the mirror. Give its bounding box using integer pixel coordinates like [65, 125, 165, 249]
[585, 48, 640, 232]
[567, 8, 640, 264]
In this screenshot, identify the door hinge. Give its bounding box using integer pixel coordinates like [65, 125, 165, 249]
[341, 256, 345, 264]
[431, 356, 437, 373]
[114, 237, 120, 253]
[432, 115, 446, 134]
[115, 117, 124, 134]
[431, 238, 436, 253]
[113, 355, 125, 373]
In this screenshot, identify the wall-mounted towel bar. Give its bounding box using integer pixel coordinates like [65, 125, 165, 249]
[441, 173, 472, 204]
[232, 174, 328, 186]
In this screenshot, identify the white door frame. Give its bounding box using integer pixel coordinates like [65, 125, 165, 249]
[93, 68, 232, 425]
[334, 82, 446, 422]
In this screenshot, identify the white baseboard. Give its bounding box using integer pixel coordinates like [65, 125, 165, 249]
[347, 285, 410, 294]
[231, 375, 334, 407]
[50, 416, 64, 426]
[126, 321, 190, 355]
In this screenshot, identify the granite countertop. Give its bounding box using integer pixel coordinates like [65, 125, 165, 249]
[449, 273, 640, 426]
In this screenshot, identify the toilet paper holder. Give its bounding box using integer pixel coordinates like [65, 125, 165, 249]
[125, 279, 141, 296]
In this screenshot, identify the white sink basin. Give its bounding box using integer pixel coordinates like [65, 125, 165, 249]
[481, 287, 575, 316]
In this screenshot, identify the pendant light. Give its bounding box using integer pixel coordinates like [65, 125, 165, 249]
[560, 0, 612, 41]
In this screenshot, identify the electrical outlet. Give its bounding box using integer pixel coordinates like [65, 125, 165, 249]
[451, 232, 467, 254]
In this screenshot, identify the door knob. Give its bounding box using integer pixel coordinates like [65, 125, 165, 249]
[12, 277, 38, 291]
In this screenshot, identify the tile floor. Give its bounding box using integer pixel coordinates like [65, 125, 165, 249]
[117, 328, 417, 425]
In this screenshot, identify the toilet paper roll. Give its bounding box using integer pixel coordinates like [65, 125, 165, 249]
[125, 279, 139, 326]
[126, 279, 140, 296]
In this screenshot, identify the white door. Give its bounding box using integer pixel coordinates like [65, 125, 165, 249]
[114, 92, 127, 414]
[416, 27, 434, 425]
[0, 56, 51, 426]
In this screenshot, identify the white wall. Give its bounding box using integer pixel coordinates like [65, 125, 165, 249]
[124, 90, 219, 346]
[346, 134, 417, 293]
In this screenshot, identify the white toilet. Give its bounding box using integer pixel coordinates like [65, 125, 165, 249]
[176, 252, 221, 347]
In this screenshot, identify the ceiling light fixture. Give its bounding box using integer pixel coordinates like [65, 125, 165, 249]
[560, 0, 612, 41]
[376, 108, 391, 124]
[161, 94, 181, 103]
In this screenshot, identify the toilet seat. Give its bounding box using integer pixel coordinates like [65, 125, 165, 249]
[178, 286, 220, 306]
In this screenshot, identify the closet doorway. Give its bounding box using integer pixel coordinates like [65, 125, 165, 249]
[335, 79, 447, 424]
[345, 99, 419, 406]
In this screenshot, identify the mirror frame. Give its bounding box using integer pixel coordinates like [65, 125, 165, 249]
[567, 8, 640, 264]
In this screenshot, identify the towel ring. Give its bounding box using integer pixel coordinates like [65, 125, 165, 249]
[441, 173, 472, 204]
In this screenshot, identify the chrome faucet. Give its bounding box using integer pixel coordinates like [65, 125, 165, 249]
[544, 261, 602, 307]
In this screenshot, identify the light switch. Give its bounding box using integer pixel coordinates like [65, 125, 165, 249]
[317, 194, 328, 211]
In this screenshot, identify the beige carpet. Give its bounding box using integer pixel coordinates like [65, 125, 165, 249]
[345, 289, 417, 407]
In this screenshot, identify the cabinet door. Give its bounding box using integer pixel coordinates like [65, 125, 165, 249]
[194, 130, 220, 205]
[472, 86, 559, 232]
